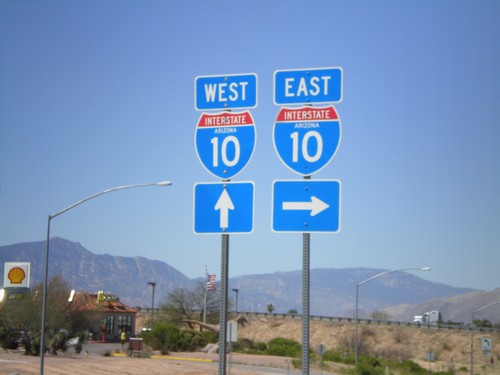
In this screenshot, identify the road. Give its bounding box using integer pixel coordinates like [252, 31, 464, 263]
[79, 341, 339, 374]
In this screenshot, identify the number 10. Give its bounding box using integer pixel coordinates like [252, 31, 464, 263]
[211, 136, 240, 167]
[290, 131, 323, 163]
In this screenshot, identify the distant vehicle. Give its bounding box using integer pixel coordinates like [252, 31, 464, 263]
[414, 311, 441, 325]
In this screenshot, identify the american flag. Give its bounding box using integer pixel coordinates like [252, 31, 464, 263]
[206, 274, 216, 291]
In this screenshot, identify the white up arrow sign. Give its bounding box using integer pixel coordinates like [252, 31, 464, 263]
[282, 196, 329, 216]
[215, 188, 234, 229]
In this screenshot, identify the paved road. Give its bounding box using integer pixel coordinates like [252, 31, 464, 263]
[80, 341, 337, 374]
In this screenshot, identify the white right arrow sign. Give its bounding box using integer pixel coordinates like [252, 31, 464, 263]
[282, 196, 330, 217]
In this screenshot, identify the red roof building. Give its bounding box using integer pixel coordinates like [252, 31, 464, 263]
[69, 291, 137, 342]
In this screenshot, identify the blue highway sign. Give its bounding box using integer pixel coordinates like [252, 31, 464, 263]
[274, 67, 342, 105]
[194, 181, 254, 234]
[273, 106, 341, 176]
[195, 73, 258, 111]
[195, 111, 256, 180]
[272, 180, 341, 233]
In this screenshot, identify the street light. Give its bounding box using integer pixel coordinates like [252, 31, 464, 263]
[148, 281, 157, 328]
[470, 301, 500, 375]
[40, 181, 171, 375]
[232, 288, 239, 313]
[355, 267, 431, 366]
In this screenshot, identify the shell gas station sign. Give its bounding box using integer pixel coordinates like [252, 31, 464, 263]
[3, 262, 31, 289]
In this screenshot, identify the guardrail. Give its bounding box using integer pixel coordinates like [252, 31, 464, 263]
[236, 311, 500, 333]
[135, 308, 499, 333]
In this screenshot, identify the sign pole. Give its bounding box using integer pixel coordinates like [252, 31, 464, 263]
[302, 173, 311, 375]
[302, 231, 310, 375]
[218, 232, 229, 375]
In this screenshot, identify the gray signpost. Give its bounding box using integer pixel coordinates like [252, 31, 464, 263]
[273, 67, 343, 375]
[194, 73, 257, 375]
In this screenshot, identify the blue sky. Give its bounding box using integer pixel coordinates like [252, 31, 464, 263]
[1, 1, 498, 291]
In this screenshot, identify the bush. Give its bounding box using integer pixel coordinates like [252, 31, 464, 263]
[291, 358, 301, 368]
[142, 323, 199, 352]
[323, 349, 355, 364]
[266, 337, 301, 357]
[232, 338, 267, 354]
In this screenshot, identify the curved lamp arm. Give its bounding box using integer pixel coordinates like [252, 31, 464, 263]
[40, 180, 172, 375]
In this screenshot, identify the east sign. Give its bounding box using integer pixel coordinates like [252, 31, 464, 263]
[274, 67, 342, 105]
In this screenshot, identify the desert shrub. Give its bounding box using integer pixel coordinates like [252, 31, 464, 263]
[266, 337, 301, 357]
[232, 338, 267, 354]
[338, 328, 373, 355]
[337, 330, 354, 350]
[374, 344, 411, 361]
[142, 322, 195, 352]
[181, 329, 208, 351]
[255, 341, 268, 351]
[291, 358, 301, 368]
[392, 327, 408, 344]
[201, 330, 217, 344]
[361, 327, 375, 337]
[355, 362, 384, 375]
[0, 324, 20, 350]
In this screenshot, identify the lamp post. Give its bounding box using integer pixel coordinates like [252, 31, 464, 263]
[232, 288, 239, 313]
[355, 267, 431, 366]
[470, 301, 500, 375]
[40, 181, 172, 375]
[148, 281, 157, 328]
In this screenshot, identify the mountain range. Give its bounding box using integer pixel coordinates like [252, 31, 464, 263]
[1, 238, 497, 323]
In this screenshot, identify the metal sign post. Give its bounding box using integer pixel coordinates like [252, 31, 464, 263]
[273, 67, 344, 375]
[302, 231, 310, 375]
[194, 72, 258, 375]
[218, 233, 229, 375]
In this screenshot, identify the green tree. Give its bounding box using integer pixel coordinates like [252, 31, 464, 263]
[267, 303, 275, 313]
[0, 276, 96, 354]
[473, 319, 492, 328]
[371, 310, 390, 321]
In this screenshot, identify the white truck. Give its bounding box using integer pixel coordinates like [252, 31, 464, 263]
[413, 310, 441, 325]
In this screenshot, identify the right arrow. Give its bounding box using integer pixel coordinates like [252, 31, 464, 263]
[282, 196, 330, 217]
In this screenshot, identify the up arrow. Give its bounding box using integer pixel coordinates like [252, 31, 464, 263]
[215, 188, 234, 229]
[282, 196, 329, 216]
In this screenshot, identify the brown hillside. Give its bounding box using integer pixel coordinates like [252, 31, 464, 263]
[136, 312, 500, 373]
[236, 315, 500, 373]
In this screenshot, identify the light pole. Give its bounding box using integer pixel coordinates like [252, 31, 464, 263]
[40, 180, 172, 375]
[355, 267, 431, 366]
[148, 281, 157, 328]
[470, 301, 500, 375]
[232, 288, 239, 313]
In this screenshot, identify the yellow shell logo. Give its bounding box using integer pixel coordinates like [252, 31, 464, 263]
[8, 267, 26, 284]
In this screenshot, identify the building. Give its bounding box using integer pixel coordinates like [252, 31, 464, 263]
[69, 291, 137, 342]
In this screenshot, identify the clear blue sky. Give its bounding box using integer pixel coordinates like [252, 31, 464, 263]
[1, 1, 498, 291]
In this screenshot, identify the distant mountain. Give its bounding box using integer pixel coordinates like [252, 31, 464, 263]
[0, 238, 484, 320]
[227, 268, 475, 317]
[383, 288, 500, 324]
[0, 238, 195, 307]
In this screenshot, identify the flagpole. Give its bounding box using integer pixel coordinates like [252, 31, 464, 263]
[203, 265, 208, 324]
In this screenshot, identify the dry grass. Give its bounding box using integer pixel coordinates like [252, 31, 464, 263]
[236, 315, 500, 373]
